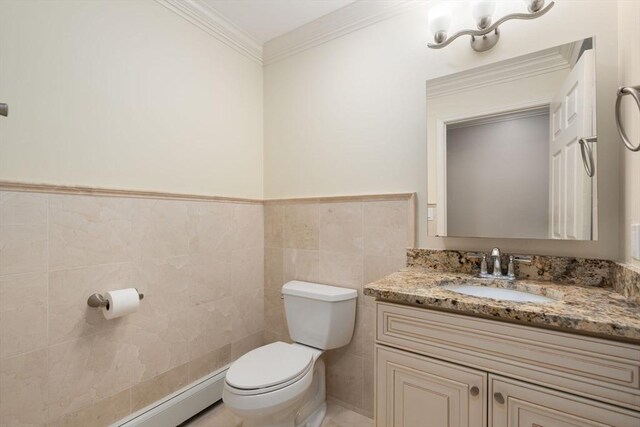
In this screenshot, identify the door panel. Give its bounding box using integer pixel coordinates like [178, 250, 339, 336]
[566, 82, 579, 125]
[376, 345, 487, 427]
[396, 370, 452, 427]
[510, 400, 609, 427]
[548, 50, 595, 240]
[490, 375, 640, 427]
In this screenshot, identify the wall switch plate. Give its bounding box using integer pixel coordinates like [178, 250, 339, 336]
[633, 224, 640, 261]
[427, 207, 435, 221]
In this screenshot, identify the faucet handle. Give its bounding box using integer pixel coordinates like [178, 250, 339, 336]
[511, 255, 532, 264]
[467, 252, 485, 259]
[507, 255, 532, 278]
[468, 253, 488, 276]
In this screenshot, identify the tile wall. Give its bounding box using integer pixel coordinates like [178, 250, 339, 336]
[0, 191, 264, 426]
[0, 190, 414, 425]
[263, 197, 413, 418]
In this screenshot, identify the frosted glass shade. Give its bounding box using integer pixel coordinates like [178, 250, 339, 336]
[428, 3, 452, 36]
[470, 0, 497, 22]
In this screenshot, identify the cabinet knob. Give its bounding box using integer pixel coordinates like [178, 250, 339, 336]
[493, 392, 505, 404]
[470, 386, 479, 396]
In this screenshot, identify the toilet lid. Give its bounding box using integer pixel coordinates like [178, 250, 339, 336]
[225, 342, 314, 390]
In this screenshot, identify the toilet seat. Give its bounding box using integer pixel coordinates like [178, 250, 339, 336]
[225, 342, 314, 396]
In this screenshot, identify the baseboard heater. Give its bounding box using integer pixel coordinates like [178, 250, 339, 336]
[113, 365, 229, 427]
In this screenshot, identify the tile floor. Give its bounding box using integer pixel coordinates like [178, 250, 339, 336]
[181, 400, 374, 427]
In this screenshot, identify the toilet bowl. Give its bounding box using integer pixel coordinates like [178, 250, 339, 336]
[222, 281, 357, 427]
[222, 342, 324, 427]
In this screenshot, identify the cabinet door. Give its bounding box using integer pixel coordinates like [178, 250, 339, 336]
[490, 375, 640, 427]
[376, 345, 487, 427]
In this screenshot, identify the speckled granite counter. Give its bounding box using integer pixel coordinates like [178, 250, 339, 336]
[364, 268, 640, 342]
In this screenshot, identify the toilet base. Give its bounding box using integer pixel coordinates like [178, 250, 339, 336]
[296, 401, 326, 427]
[294, 358, 326, 427]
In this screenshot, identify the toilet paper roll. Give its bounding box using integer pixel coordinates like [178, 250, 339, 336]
[102, 288, 140, 320]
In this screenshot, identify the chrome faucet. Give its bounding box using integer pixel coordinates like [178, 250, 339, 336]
[470, 248, 532, 280]
[490, 247, 502, 277]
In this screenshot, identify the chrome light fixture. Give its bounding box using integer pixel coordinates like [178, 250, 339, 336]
[428, 0, 555, 52]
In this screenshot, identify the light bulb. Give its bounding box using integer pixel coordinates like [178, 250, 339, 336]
[470, 0, 497, 29]
[428, 2, 452, 43]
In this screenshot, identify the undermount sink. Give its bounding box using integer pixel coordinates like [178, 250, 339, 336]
[441, 284, 556, 303]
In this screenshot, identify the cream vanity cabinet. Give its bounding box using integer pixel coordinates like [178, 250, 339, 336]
[375, 302, 640, 427]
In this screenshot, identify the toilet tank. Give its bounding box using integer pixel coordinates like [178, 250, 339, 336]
[282, 281, 357, 350]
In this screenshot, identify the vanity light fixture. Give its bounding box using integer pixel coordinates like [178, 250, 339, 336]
[428, 0, 555, 52]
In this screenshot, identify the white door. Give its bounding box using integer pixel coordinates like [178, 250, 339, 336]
[490, 375, 640, 427]
[549, 49, 596, 239]
[376, 346, 487, 427]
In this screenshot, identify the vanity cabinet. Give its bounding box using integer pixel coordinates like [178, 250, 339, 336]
[375, 302, 640, 427]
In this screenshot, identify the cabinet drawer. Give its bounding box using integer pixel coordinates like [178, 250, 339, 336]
[376, 302, 640, 410]
[490, 375, 640, 427]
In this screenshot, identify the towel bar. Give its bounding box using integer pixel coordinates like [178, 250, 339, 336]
[615, 85, 640, 152]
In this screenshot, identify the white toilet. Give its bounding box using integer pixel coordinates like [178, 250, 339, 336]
[222, 280, 357, 427]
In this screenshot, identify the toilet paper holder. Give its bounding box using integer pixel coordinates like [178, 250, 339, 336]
[87, 289, 144, 309]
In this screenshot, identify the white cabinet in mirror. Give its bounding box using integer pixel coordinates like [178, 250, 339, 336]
[426, 37, 598, 240]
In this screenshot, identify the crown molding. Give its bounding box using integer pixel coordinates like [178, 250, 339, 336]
[263, 0, 421, 65]
[426, 45, 571, 99]
[155, 0, 263, 64]
[558, 38, 588, 68]
[155, 0, 420, 66]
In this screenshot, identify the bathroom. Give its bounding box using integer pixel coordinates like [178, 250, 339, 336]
[0, 0, 638, 426]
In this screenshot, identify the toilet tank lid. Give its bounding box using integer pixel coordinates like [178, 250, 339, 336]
[282, 281, 357, 302]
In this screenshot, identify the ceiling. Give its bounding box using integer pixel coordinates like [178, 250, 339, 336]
[203, 0, 357, 44]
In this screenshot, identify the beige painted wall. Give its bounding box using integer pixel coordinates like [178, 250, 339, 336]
[0, 0, 264, 199]
[618, 0, 640, 266]
[263, 0, 621, 259]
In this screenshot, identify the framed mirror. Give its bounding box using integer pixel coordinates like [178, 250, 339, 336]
[427, 37, 597, 240]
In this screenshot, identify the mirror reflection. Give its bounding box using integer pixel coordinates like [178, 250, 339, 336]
[427, 37, 597, 240]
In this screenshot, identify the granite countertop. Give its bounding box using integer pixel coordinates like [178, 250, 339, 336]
[364, 268, 640, 342]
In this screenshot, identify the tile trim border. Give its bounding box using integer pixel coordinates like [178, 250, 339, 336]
[0, 181, 416, 209]
[0, 180, 263, 204]
[263, 193, 415, 204]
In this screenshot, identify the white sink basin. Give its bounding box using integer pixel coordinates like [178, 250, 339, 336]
[441, 284, 555, 303]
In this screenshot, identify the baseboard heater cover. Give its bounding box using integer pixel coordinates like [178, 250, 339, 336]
[113, 365, 229, 427]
